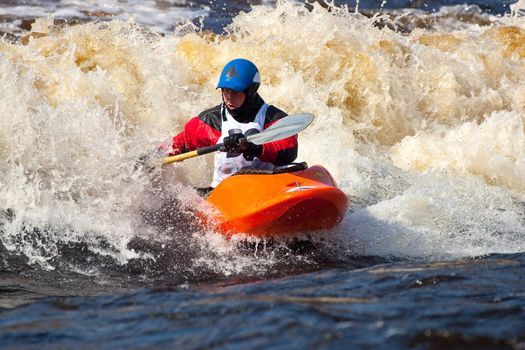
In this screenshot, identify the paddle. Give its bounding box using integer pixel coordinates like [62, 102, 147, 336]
[161, 112, 315, 166]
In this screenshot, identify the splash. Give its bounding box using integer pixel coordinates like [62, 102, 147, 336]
[390, 112, 525, 191]
[1, 0, 525, 273]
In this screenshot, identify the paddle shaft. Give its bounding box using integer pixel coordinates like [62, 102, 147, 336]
[161, 112, 314, 166]
[163, 143, 225, 165]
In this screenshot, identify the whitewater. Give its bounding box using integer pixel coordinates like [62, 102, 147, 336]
[0, 1, 524, 348]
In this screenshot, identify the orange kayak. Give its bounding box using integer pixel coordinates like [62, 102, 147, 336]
[204, 163, 348, 237]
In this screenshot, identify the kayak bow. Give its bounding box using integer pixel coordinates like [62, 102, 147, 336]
[203, 163, 348, 237]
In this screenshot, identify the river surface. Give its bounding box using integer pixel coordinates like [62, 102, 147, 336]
[1, 0, 525, 349]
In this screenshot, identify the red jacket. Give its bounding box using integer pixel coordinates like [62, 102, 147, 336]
[170, 103, 298, 165]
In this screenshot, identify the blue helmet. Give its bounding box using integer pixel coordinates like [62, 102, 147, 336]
[216, 58, 260, 94]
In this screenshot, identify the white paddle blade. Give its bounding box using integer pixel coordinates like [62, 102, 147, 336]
[246, 112, 315, 145]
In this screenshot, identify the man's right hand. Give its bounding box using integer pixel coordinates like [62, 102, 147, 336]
[223, 132, 246, 154]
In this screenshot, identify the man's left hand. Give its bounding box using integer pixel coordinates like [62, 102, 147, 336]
[242, 141, 262, 161]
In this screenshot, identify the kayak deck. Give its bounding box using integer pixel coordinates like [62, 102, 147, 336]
[204, 164, 348, 237]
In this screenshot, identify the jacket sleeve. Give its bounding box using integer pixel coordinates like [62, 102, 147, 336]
[258, 119, 298, 165]
[169, 116, 221, 156]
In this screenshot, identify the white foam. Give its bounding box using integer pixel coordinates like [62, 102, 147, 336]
[0, 6, 49, 17]
[1, 1, 525, 271]
[0, 0, 209, 33]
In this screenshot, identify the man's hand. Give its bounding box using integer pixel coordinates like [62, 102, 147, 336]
[242, 141, 262, 161]
[223, 132, 246, 154]
[222, 131, 262, 160]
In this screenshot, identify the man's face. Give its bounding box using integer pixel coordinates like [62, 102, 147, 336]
[222, 89, 246, 110]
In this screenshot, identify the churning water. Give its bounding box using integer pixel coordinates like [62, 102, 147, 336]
[0, 0, 525, 348]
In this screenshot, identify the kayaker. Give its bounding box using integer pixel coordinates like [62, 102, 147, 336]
[168, 58, 298, 195]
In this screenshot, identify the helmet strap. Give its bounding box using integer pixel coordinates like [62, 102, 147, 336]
[245, 83, 260, 98]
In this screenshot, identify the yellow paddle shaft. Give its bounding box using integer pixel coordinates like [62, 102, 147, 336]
[163, 150, 199, 165]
